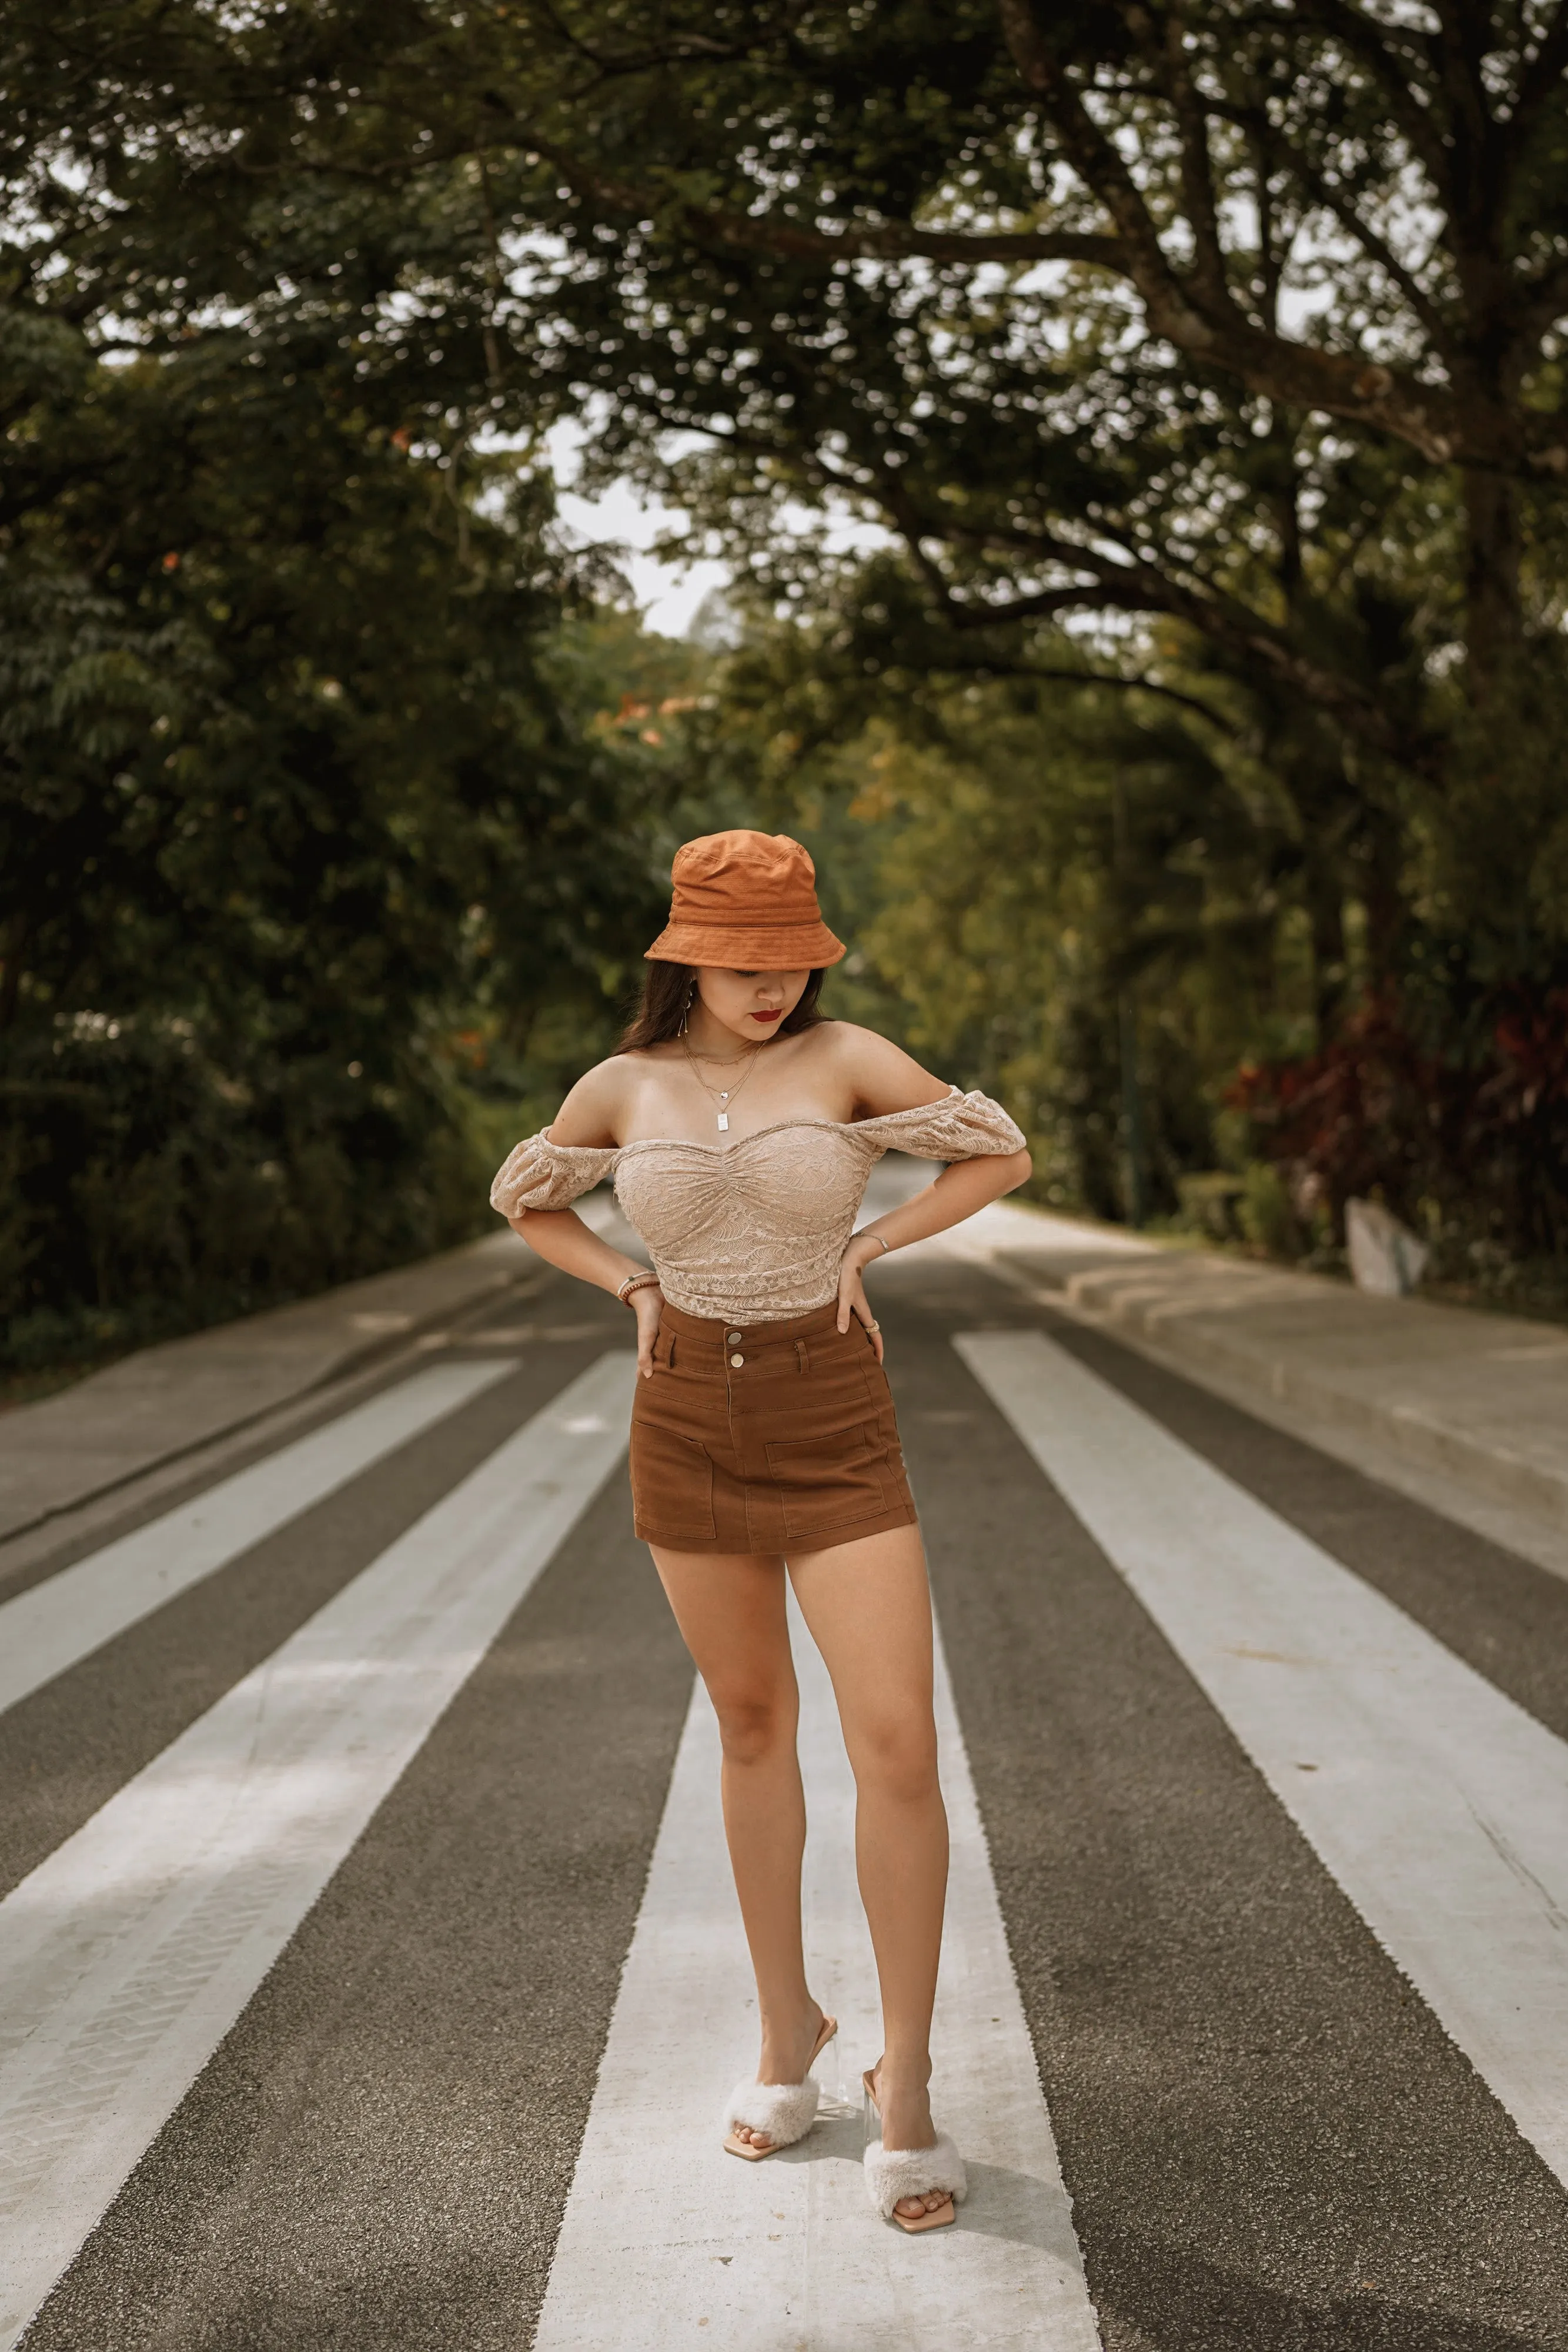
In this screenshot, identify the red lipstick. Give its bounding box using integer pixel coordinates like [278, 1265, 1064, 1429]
[751, 1008, 784, 1024]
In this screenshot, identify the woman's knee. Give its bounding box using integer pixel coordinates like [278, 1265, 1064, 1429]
[850, 1710, 940, 1805]
[710, 1683, 798, 1766]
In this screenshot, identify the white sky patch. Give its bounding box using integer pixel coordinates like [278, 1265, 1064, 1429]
[547, 421, 730, 636]
[546, 417, 894, 638]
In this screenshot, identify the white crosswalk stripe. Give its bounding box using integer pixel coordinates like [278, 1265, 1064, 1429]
[0, 1354, 636, 2352]
[5, 1294, 1566, 2350]
[0, 1358, 517, 1719]
[534, 1591, 1102, 2352]
[958, 1328, 1568, 2191]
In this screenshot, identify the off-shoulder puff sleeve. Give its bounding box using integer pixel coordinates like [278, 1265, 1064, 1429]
[490, 1130, 618, 1218]
[854, 1086, 1027, 1161]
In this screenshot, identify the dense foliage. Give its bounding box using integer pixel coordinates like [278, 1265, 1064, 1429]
[0, 113, 675, 1371]
[697, 601, 1568, 1289]
[469, 0, 1565, 1269]
[2, 0, 1566, 1365]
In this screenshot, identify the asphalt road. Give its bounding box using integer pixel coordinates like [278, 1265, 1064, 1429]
[2, 1240, 1566, 2352]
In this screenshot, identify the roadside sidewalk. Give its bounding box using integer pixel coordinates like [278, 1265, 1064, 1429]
[0, 1230, 533, 1545]
[918, 1193, 1568, 1566]
[5, 1176, 1564, 1572]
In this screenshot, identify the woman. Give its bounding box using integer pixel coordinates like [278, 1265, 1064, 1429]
[490, 829, 1030, 2232]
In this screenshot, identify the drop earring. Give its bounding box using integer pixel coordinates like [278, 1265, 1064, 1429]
[679, 979, 695, 1037]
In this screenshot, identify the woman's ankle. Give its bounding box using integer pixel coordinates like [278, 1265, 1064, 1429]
[758, 1997, 814, 2027]
[874, 2047, 932, 2091]
[872, 2064, 935, 2150]
[757, 1996, 826, 2074]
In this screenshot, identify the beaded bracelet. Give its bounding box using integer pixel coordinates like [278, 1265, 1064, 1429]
[616, 1270, 661, 1305]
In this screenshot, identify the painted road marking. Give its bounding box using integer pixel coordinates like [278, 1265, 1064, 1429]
[535, 1590, 1102, 2352]
[0, 1354, 636, 2352]
[0, 1359, 519, 1719]
[958, 1328, 1568, 2190]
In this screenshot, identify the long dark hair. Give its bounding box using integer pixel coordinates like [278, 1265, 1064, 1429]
[619, 963, 828, 1053]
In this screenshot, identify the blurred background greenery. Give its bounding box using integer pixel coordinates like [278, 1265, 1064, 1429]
[4, 0, 1566, 1389]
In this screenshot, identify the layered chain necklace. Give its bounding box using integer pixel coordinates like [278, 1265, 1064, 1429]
[681, 1035, 764, 1132]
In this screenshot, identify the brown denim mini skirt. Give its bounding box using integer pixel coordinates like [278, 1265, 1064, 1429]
[628, 1299, 919, 1556]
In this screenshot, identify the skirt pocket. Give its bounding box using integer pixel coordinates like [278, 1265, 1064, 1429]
[630, 1418, 717, 1542]
[765, 1419, 891, 1542]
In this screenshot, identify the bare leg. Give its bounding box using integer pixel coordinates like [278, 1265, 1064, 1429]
[649, 1546, 828, 2149]
[790, 1523, 952, 2219]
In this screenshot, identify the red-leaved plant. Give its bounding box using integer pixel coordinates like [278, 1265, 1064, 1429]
[1228, 985, 1568, 1260]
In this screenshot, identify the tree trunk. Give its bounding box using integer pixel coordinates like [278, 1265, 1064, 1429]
[1462, 463, 1522, 700]
[1360, 816, 1406, 995]
[0, 914, 29, 1034]
[1308, 883, 1348, 1041]
[1118, 989, 1149, 1228]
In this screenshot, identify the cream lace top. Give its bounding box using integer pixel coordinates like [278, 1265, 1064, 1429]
[489, 1087, 1026, 1322]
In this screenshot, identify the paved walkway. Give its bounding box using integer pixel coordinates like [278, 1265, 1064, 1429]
[3, 1234, 1567, 2348]
[4, 1172, 1564, 1562]
[905, 1195, 1568, 1564]
[0, 1232, 530, 1545]
[1009, 1222, 1568, 1529]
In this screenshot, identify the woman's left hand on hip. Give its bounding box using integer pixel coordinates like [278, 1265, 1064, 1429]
[835, 1240, 885, 1364]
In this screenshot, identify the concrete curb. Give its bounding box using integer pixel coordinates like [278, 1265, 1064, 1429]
[0, 1229, 533, 1545]
[1027, 1252, 1568, 1537]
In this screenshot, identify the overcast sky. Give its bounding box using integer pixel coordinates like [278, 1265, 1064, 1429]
[546, 421, 728, 635]
[547, 422, 891, 637]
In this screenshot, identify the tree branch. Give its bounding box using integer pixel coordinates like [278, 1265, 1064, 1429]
[894, 501, 1423, 764]
[910, 642, 1242, 730]
[989, 1, 1545, 469]
[1264, 0, 1451, 181]
[529, 0, 750, 74]
[1202, 79, 1452, 347]
[1513, 0, 1568, 136]
[996, 0, 1211, 330]
[521, 135, 1125, 269]
[946, 581, 1165, 624]
[469, 18, 1566, 482]
[1145, 0, 1232, 306]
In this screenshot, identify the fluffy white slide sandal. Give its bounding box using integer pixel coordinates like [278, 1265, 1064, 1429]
[862, 2132, 968, 2231]
[721, 2078, 822, 2161]
[722, 2013, 837, 2160]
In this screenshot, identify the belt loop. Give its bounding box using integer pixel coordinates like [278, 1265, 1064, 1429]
[795, 1338, 808, 1375]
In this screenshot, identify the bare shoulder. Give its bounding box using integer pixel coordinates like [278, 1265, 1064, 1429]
[815, 1021, 950, 1118]
[545, 1053, 643, 1149]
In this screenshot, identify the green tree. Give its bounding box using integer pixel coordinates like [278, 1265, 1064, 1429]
[5, 0, 1564, 1273]
[13, 1, 1564, 694]
[0, 241, 668, 1366]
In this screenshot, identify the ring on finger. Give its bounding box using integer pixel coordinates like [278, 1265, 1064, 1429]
[864, 1318, 880, 1332]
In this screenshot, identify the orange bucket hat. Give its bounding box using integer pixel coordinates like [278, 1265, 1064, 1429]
[645, 830, 846, 968]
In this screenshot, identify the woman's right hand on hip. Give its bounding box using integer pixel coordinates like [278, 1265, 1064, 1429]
[630, 1282, 664, 1379]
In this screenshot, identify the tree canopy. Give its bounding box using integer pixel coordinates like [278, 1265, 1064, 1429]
[2, 0, 1565, 1356]
[0, 26, 683, 1371]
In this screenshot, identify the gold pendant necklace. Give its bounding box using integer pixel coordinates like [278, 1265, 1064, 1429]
[682, 1037, 763, 1132]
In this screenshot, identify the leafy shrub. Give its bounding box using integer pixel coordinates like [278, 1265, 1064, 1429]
[0, 1015, 493, 1371]
[1238, 1162, 1299, 1259]
[1229, 985, 1568, 1262]
[1176, 1172, 1246, 1243]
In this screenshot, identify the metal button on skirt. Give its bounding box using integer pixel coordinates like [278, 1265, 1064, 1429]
[629, 1299, 918, 1556]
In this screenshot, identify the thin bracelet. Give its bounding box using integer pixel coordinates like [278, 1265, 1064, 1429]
[866, 1234, 890, 1256]
[616, 1270, 660, 1305]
